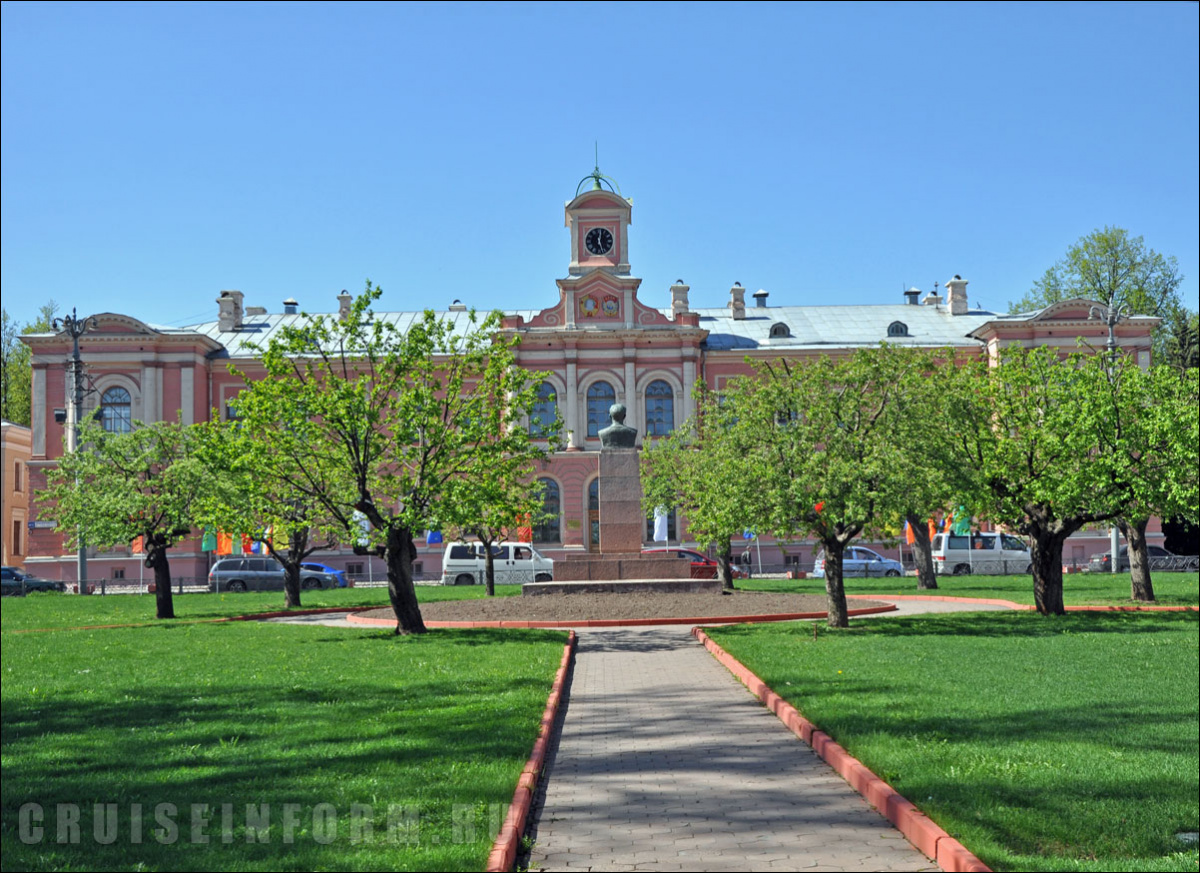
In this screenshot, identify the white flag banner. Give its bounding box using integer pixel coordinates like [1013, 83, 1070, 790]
[352, 510, 371, 547]
[653, 506, 670, 543]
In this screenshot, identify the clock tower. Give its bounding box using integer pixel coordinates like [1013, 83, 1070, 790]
[565, 165, 632, 276]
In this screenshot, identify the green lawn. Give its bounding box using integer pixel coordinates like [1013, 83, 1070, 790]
[706, 611, 1200, 872]
[0, 584, 524, 632]
[1, 619, 566, 871]
[740, 570, 1200, 606]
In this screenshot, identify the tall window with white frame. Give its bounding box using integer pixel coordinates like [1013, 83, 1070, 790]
[99, 387, 132, 433]
[586, 381, 616, 438]
[530, 382, 557, 437]
[533, 478, 560, 543]
[644, 380, 674, 437]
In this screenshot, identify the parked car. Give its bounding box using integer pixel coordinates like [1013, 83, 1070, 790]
[300, 562, 349, 588]
[931, 532, 1032, 576]
[1087, 545, 1198, 573]
[1, 566, 66, 595]
[208, 557, 345, 592]
[640, 547, 748, 580]
[812, 547, 903, 578]
[441, 542, 554, 585]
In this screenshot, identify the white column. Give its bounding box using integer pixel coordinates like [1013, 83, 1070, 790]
[623, 354, 637, 436]
[565, 360, 579, 449]
[180, 366, 195, 425]
[682, 357, 696, 426]
[32, 367, 47, 456]
[141, 365, 159, 423]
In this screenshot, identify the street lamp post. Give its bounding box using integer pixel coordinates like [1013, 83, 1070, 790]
[53, 308, 98, 594]
[1089, 302, 1130, 576]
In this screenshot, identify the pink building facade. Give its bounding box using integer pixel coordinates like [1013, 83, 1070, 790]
[21, 180, 1160, 584]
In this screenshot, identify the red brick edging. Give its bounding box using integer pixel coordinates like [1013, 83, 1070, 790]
[345, 603, 897, 629]
[692, 627, 992, 873]
[485, 630, 576, 872]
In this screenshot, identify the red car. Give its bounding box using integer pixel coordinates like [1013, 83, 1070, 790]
[641, 548, 748, 579]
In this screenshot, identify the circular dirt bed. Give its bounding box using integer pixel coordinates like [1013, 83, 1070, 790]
[358, 591, 891, 623]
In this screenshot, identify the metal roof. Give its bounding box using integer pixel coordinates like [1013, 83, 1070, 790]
[690, 303, 996, 350]
[181, 301, 1004, 357]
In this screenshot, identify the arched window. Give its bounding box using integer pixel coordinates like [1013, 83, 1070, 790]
[645, 507, 677, 543]
[530, 382, 557, 437]
[644, 380, 674, 437]
[887, 321, 909, 337]
[100, 387, 132, 433]
[533, 478, 560, 543]
[586, 381, 616, 437]
[769, 322, 791, 338]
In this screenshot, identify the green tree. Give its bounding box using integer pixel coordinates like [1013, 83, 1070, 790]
[1, 301, 59, 426]
[1110, 364, 1200, 601]
[193, 420, 344, 608]
[736, 346, 947, 626]
[447, 478, 550, 597]
[1009, 226, 1188, 362]
[232, 284, 549, 634]
[42, 420, 207, 619]
[952, 347, 1140, 615]
[641, 383, 767, 591]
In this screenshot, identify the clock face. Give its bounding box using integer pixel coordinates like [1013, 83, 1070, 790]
[585, 227, 614, 256]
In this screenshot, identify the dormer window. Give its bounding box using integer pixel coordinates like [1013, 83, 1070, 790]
[887, 321, 909, 338]
[769, 322, 791, 338]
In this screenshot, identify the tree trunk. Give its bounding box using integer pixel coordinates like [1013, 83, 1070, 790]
[282, 529, 306, 609]
[906, 512, 937, 590]
[718, 539, 735, 592]
[483, 544, 496, 597]
[147, 537, 175, 620]
[385, 526, 427, 634]
[1120, 517, 1156, 602]
[1029, 529, 1068, 616]
[283, 564, 302, 609]
[822, 539, 850, 628]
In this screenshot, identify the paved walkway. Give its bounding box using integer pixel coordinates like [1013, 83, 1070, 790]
[270, 597, 1010, 870]
[526, 623, 939, 872]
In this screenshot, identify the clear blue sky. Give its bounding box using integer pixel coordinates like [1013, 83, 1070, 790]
[3, 1, 1197, 330]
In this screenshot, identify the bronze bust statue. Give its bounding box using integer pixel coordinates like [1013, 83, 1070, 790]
[598, 403, 637, 449]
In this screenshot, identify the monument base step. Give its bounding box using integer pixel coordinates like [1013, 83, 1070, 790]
[552, 554, 691, 582]
[524, 578, 724, 596]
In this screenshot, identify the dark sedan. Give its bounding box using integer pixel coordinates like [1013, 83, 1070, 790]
[1087, 546, 1199, 573]
[1, 566, 67, 596]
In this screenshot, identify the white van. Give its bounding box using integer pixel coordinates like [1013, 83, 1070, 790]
[440, 542, 555, 586]
[931, 532, 1032, 576]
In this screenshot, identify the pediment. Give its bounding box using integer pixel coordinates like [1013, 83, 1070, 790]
[565, 190, 630, 215]
[88, 313, 162, 335]
[1026, 298, 1103, 322]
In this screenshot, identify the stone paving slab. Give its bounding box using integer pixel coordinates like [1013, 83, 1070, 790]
[526, 625, 938, 872]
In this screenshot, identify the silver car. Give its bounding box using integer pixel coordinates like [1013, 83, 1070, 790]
[812, 547, 903, 578]
[207, 557, 342, 592]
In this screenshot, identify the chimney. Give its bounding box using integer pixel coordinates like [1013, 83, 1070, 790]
[922, 282, 943, 306]
[753, 289, 769, 308]
[904, 287, 921, 305]
[217, 290, 244, 331]
[945, 274, 969, 315]
[449, 299, 468, 312]
[729, 283, 746, 320]
[283, 297, 298, 315]
[670, 280, 691, 319]
[337, 289, 352, 320]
